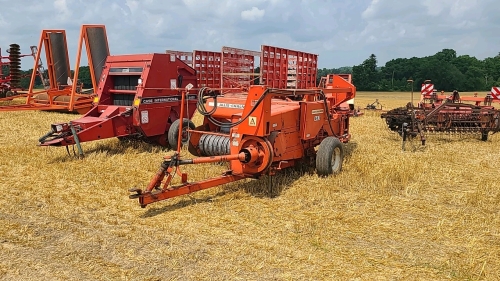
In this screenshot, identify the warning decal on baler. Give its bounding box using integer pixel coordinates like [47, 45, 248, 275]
[248, 116, 257, 126]
[141, 110, 149, 124]
[311, 109, 324, 114]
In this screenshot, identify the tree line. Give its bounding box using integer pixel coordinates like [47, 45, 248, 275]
[4, 48, 500, 92]
[349, 49, 500, 92]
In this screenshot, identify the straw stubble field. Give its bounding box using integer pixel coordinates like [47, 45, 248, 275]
[0, 91, 499, 280]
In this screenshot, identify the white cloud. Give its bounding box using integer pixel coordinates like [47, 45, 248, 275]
[0, 13, 7, 29]
[1, 0, 500, 70]
[53, 0, 71, 20]
[125, 0, 139, 12]
[356, 0, 500, 62]
[241, 7, 265, 21]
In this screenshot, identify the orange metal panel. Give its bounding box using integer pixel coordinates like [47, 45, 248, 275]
[221, 46, 260, 91]
[300, 101, 325, 140]
[193, 50, 221, 88]
[260, 45, 318, 89]
[27, 29, 70, 105]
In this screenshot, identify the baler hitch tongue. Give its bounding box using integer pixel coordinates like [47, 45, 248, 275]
[128, 148, 259, 208]
[38, 123, 70, 144]
[39, 128, 56, 143]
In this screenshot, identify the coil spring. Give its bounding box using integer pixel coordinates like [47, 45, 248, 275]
[198, 134, 230, 156]
[8, 44, 21, 88]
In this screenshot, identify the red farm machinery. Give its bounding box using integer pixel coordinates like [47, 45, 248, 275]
[36, 44, 356, 208]
[0, 44, 37, 98]
[167, 45, 319, 92]
[39, 45, 323, 155]
[381, 81, 500, 149]
[129, 73, 355, 208]
[39, 46, 263, 155]
[318, 73, 362, 116]
[38, 53, 199, 155]
[166, 46, 261, 92]
[0, 24, 109, 114]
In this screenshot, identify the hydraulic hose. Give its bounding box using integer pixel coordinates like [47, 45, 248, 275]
[196, 87, 270, 128]
[196, 87, 339, 138]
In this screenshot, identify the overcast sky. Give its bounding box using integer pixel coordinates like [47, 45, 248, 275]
[1, 0, 499, 70]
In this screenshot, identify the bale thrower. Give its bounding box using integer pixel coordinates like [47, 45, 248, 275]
[129, 74, 356, 208]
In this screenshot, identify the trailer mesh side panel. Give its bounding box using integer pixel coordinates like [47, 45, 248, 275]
[49, 32, 70, 86]
[193, 50, 221, 88]
[86, 27, 110, 84]
[260, 45, 318, 89]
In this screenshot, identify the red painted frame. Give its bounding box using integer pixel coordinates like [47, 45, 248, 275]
[259, 45, 318, 89]
[165, 50, 193, 67]
[193, 50, 222, 88]
[221, 46, 260, 91]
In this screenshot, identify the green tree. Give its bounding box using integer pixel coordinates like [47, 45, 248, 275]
[352, 54, 380, 91]
[9, 48, 500, 92]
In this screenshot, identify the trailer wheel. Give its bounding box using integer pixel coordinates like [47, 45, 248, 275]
[316, 137, 344, 177]
[481, 131, 488, 141]
[168, 118, 195, 150]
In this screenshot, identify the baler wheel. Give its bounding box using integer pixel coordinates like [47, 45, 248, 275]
[316, 137, 344, 177]
[168, 118, 195, 150]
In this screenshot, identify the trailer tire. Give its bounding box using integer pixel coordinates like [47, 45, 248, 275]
[168, 118, 195, 150]
[316, 137, 344, 177]
[481, 131, 488, 141]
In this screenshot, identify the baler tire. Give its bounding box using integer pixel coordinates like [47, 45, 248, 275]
[316, 137, 344, 177]
[168, 118, 195, 150]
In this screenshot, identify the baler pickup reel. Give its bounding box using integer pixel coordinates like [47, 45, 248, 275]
[130, 74, 357, 208]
